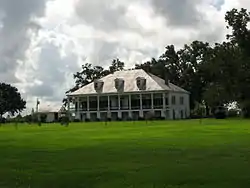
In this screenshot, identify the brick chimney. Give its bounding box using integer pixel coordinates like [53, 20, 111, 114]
[164, 74, 170, 86]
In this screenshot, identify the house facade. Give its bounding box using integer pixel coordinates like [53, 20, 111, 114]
[37, 106, 66, 123]
[67, 69, 190, 121]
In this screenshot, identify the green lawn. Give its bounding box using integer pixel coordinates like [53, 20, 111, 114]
[0, 119, 250, 188]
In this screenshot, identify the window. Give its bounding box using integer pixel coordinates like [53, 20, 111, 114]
[171, 96, 176, 105]
[180, 97, 184, 105]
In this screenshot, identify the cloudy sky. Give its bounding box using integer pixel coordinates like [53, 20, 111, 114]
[0, 0, 249, 113]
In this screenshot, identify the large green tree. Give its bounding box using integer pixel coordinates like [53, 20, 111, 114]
[224, 8, 250, 117]
[0, 83, 26, 119]
[202, 42, 240, 108]
[135, 41, 212, 111]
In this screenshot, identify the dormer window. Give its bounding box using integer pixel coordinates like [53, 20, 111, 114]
[114, 78, 125, 92]
[136, 77, 146, 90]
[94, 80, 104, 93]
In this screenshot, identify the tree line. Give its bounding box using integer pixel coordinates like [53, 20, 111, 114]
[65, 8, 250, 118]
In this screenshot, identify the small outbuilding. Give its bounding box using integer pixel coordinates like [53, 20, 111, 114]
[37, 105, 66, 123]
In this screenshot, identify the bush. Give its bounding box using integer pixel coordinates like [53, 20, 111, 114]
[73, 119, 81, 122]
[40, 114, 47, 123]
[228, 109, 240, 118]
[160, 117, 165, 120]
[190, 114, 203, 119]
[138, 117, 145, 121]
[0, 117, 6, 124]
[60, 116, 70, 126]
[24, 115, 32, 124]
[127, 117, 132, 121]
[214, 106, 227, 119]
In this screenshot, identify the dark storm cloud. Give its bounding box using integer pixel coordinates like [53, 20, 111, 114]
[28, 83, 54, 97]
[150, 0, 202, 28]
[0, 0, 51, 83]
[26, 42, 79, 100]
[75, 0, 128, 31]
[89, 39, 120, 65]
[74, 0, 153, 34]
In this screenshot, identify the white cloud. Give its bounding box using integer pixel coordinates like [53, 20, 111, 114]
[1, 0, 250, 114]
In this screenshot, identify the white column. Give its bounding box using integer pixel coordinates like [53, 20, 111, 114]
[118, 95, 122, 119]
[97, 96, 100, 111]
[118, 95, 121, 110]
[87, 96, 90, 111]
[108, 95, 110, 111]
[87, 96, 90, 119]
[75, 97, 80, 120]
[129, 94, 132, 119]
[140, 94, 142, 110]
[139, 94, 143, 118]
[151, 93, 154, 109]
[169, 93, 173, 119]
[97, 95, 100, 119]
[162, 93, 166, 119]
[163, 93, 166, 109]
[129, 95, 131, 110]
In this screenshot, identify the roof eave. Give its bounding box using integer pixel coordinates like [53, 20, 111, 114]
[66, 89, 190, 97]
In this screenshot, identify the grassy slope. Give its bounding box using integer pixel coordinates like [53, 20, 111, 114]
[0, 119, 250, 188]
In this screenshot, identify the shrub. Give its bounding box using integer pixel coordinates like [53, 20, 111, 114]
[214, 106, 227, 119]
[40, 114, 47, 123]
[60, 116, 70, 126]
[0, 117, 6, 124]
[127, 117, 132, 121]
[138, 117, 144, 121]
[73, 119, 81, 122]
[228, 109, 240, 118]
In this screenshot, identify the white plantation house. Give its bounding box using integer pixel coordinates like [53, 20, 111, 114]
[67, 69, 190, 121]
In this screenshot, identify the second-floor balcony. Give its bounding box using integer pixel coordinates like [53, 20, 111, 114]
[71, 105, 166, 112]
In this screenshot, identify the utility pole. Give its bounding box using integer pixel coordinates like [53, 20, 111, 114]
[36, 98, 40, 113]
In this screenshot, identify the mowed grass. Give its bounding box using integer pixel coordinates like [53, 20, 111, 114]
[0, 119, 250, 188]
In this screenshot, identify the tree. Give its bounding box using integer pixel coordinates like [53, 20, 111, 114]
[109, 58, 125, 73]
[202, 42, 240, 109]
[135, 41, 212, 111]
[0, 83, 26, 119]
[225, 8, 250, 117]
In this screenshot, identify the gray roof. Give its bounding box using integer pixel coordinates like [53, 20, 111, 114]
[38, 105, 64, 113]
[68, 69, 189, 96]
